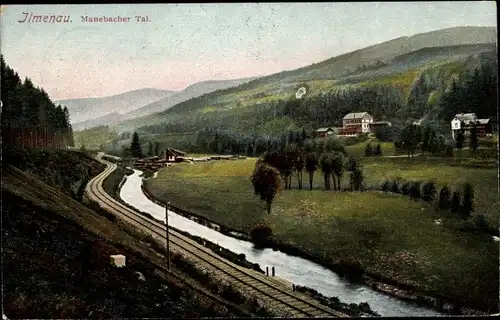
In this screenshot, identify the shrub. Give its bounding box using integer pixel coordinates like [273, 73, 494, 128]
[381, 180, 391, 192]
[422, 180, 437, 202]
[364, 143, 373, 157]
[390, 179, 400, 194]
[337, 258, 364, 280]
[460, 183, 474, 219]
[438, 186, 451, 210]
[409, 181, 421, 200]
[401, 181, 411, 195]
[249, 224, 273, 247]
[450, 191, 461, 214]
[375, 144, 382, 156]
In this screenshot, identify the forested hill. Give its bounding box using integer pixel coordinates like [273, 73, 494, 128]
[1, 55, 75, 148]
[117, 26, 497, 136]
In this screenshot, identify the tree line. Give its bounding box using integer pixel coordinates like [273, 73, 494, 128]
[1, 55, 74, 149]
[394, 120, 484, 158]
[251, 141, 365, 214]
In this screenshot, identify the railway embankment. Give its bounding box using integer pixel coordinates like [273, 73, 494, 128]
[1, 149, 274, 318]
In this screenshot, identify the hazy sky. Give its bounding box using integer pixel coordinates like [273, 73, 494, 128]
[0, 2, 497, 100]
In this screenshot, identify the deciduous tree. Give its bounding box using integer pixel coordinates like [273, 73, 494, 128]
[251, 160, 282, 214]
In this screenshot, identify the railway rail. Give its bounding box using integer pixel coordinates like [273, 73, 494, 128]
[84, 152, 349, 318]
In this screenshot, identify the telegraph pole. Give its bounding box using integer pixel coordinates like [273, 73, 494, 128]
[166, 201, 170, 269]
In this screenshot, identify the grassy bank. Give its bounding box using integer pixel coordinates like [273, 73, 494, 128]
[145, 157, 499, 313]
[102, 164, 134, 201]
[2, 176, 252, 318]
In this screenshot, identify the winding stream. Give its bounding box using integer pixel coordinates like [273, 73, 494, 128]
[119, 169, 443, 317]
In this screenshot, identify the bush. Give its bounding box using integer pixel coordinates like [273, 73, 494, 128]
[249, 224, 273, 247]
[450, 191, 461, 214]
[438, 186, 451, 210]
[375, 144, 382, 156]
[409, 181, 421, 200]
[472, 148, 497, 159]
[381, 180, 391, 192]
[364, 143, 373, 157]
[401, 181, 411, 195]
[390, 179, 400, 194]
[337, 258, 364, 280]
[422, 180, 437, 202]
[460, 183, 474, 219]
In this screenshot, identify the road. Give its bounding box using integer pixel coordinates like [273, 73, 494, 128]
[84, 152, 348, 318]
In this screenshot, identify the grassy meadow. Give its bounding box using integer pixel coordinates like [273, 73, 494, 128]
[144, 155, 499, 310]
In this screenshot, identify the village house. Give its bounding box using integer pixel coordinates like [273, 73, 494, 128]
[315, 127, 340, 138]
[315, 112, 391, 137]
[134, 148, 186, 171]
[451, 113, 492, 139]
[338, 112, 373, 136]
[159, 148, 186, 162]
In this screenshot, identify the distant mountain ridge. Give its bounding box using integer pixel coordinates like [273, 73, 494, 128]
[57, 88, 177, 125]
[114, 26, 497, 134]
[121, 77, 258, 120]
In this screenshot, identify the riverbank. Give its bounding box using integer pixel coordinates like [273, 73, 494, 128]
[141, 182, 476, 315]
[107, 167, 381, 316]
[143, 159, 498, 315]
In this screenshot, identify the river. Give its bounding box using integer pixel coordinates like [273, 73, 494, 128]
[119, 169, 444, 317]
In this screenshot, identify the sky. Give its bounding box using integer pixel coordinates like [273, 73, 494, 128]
[0, 2, 497, 100]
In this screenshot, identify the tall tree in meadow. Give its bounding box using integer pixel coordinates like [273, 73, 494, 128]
[130, 131, 143, 158]
[438, 186, 451, 210]
[460, 183, 474, 219]
[469, 123, 478, 153]
[345, 156, 364, 191]
[331, 152, 345, 191]
[305, 153, 318, 190]
[251, 160, 282, 214]
[295, 152, 305, 190]
[450, 191, 461, 215]
[320, 154, 333, 190]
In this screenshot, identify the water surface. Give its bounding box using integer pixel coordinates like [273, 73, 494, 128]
[120, 169, 444, 317]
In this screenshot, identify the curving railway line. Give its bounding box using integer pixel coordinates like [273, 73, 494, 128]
[84, 152, 349, 318]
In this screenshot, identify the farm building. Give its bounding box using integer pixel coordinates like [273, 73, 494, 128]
[158, 148, 186, 162]
[315, 127, 338, 138]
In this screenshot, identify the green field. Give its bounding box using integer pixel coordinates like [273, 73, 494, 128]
[344, 138, 396, 157]
[145, 157, 499, 310]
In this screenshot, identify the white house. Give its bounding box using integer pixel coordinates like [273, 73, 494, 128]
[451, 113, 492, 139]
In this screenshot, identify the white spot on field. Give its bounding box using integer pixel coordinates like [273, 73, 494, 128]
[295, 87, 306, 99]
[434, 219, 442, 225]
[492, 236, 500, 242]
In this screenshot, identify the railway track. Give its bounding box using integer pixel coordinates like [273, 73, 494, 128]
[85, 152, 349, 318]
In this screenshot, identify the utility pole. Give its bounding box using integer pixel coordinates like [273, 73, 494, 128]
[165, 202, 170, 269]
